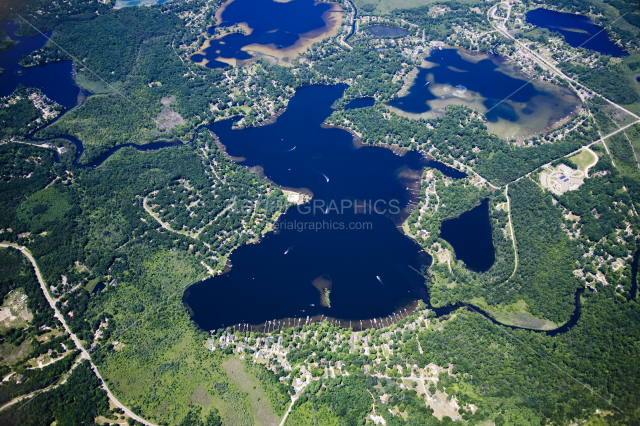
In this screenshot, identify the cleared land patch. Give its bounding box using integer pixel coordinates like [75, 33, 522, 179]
[0, 289, 32, 332]
[568, 148, 597, 173]
[471, 298, 558, 330]
[156, 96, 186, 130]
[222, 357, 279, 426]
[354, 0, 481, 15]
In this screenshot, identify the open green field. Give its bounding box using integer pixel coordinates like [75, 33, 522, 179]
[0, 340, 31, 366]
[222, 357, 280, 426]
[84, 277, 101, 293]
[568, 149, 596, 171]
[606, 132, 640, 178]
[470, 298, 559, 331]
[353, 0, 478, 15]
[627, 123, 640, 164]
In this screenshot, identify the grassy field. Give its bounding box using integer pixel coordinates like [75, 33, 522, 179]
[222, 357, 280, 426]
[625, 123, 640, 165]
[470, 298, 558, 331]
[84, 277, 100, 293]
[96, 248, 254, 425]
[568, 149, 596, 171]
[606, 132, 640, 178]
[352, 0, 477, 15]
[0, 340, 31, 366]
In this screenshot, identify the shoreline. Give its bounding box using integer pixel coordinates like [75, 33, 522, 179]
[386, 46, 582, 140]
[191, 0, 343, 67]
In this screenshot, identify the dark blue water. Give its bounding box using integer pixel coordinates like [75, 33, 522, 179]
[526, 8, 628, 57]
[344, 0, 357, 43]
[92, 282, 106, 294]
[439, 198, 495, 272]
[367, 25, 410, 37]
[35, 133, 184, 168]
[191, 0, 336, 68]
[183, 85, 467, 330]
[387, 48, 576, 124]
[0, 22, 78, 110]
[344, 97, 375, 110]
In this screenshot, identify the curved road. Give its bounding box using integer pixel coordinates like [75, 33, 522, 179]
[0, 243, 156, 426]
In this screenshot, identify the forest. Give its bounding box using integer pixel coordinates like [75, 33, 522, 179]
[559, 60, 639, 106]
[0, 360, 112, 425]
[391, 1, 493, 42]
[329, 103, 599, 186]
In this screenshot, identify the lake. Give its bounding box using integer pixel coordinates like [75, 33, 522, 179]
[366, 25, 410, 37]
[386, 47, 581, 139]
[190, 0, 342, 68]
[344, 97, 375, 110]
[440, 198, 495, 272]
[183, 84, 472, 331]
[0, 22, 78, 111]
[526, 8, 628, 57]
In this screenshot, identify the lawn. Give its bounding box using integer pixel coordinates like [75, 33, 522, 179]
[568, 149, 596, 171]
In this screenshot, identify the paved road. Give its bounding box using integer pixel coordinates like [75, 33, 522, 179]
[491, 1, 638, 120]
[0, 243, 157, 426]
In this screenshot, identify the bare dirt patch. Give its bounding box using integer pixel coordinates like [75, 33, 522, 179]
[156, 96, 186, 130]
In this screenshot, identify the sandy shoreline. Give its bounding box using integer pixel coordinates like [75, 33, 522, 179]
[385, 47, 582, 140]
[191, 0, 343, 67]
[242, 3, 343, 65]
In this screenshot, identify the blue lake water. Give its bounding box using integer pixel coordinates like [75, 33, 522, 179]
[183, 84, 473, 330]
[344, 97, 375, 110]
[367, 25, 410, 37]
[526, 8, 628, 57]
[191, 0, 339, 68]
[0, 22, 78, 111]
[387, 48, 581, 138]
[440, 198, 495, 272]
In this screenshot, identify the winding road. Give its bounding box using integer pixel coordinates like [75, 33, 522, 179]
[0, 243, 156, 426]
